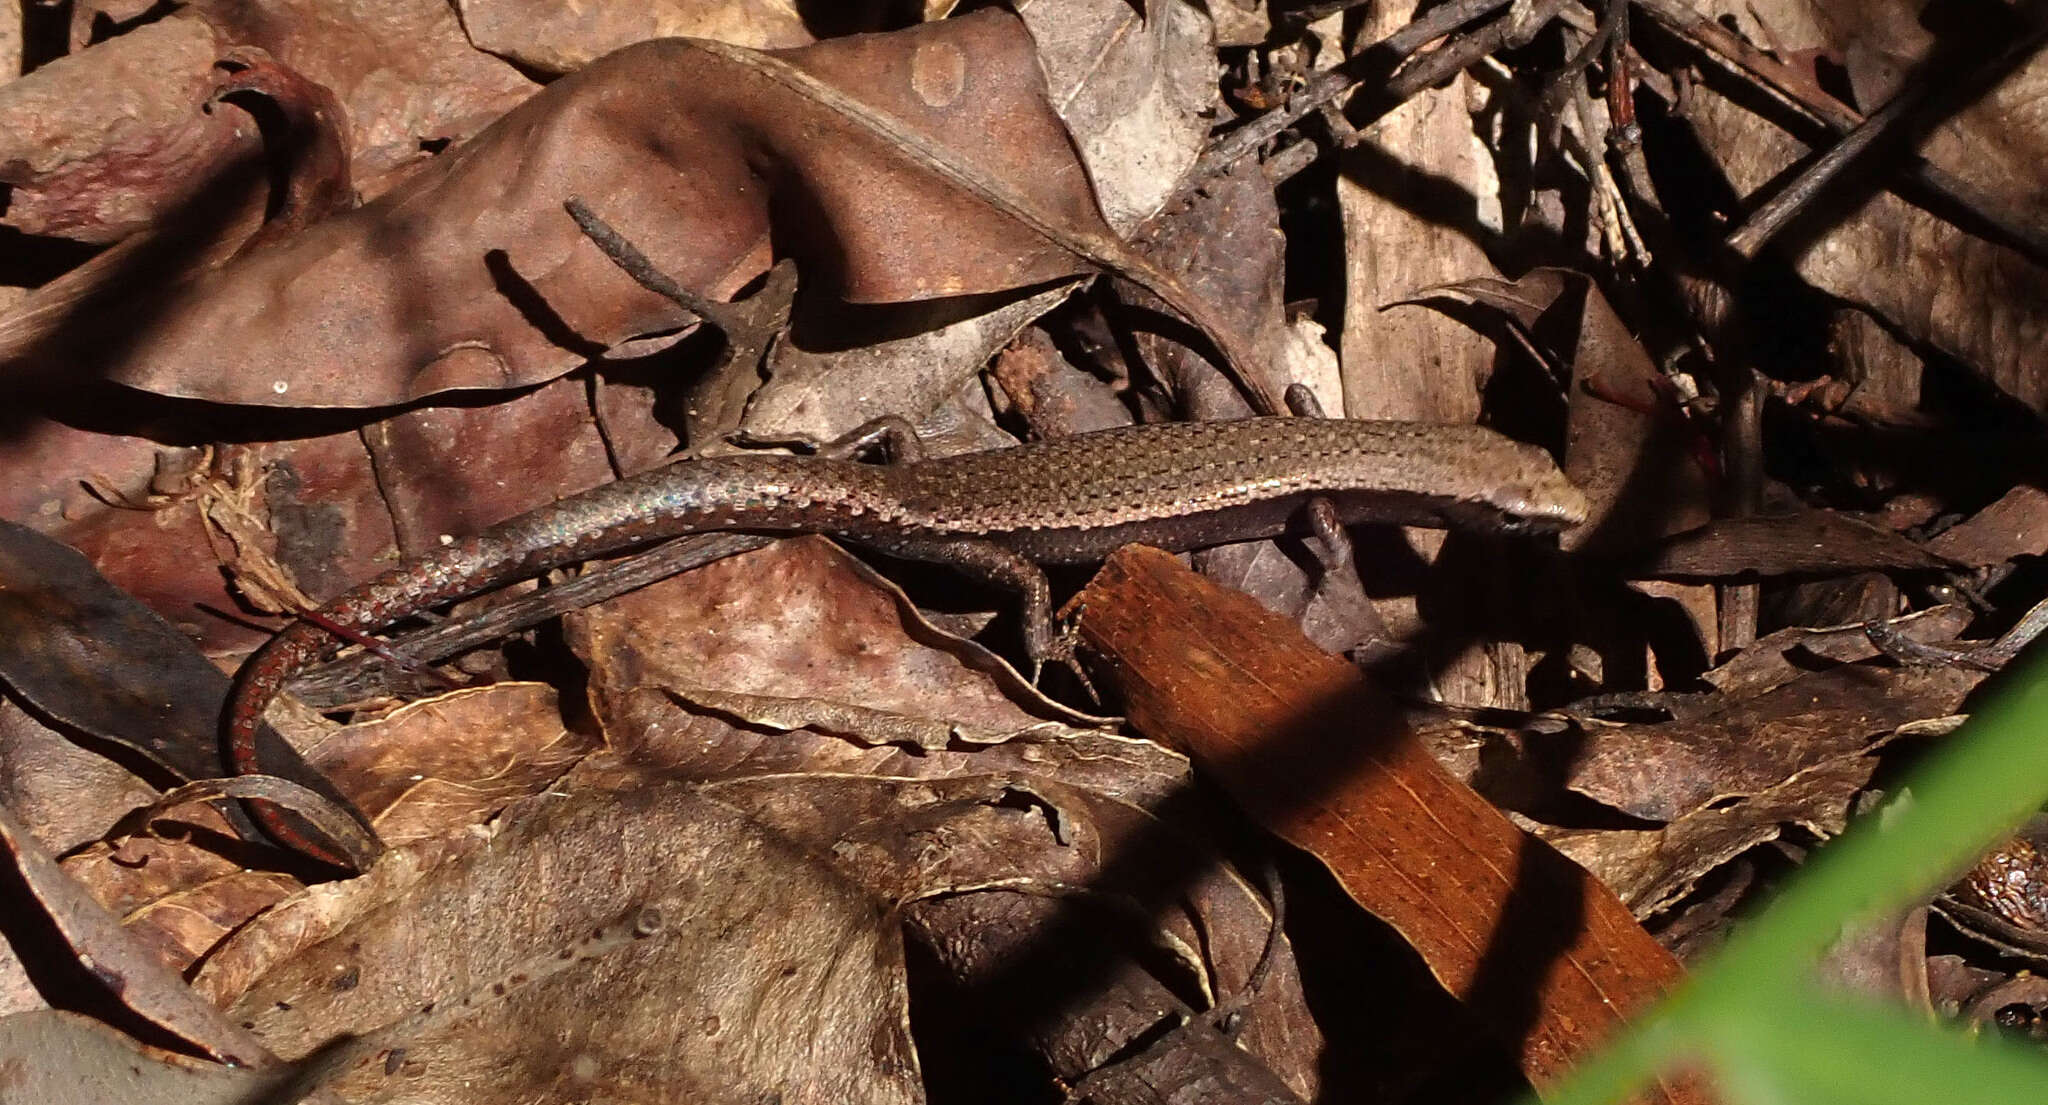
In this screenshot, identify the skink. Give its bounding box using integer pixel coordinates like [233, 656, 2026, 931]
[225, 416, 1589, 867]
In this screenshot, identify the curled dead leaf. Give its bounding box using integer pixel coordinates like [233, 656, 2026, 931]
[95, 12, 1275, 412]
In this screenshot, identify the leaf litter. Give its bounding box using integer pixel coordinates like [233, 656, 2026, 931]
[3, 0, 2048, 1100]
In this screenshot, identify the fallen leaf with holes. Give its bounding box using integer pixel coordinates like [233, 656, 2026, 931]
[0, 17, 254, 243]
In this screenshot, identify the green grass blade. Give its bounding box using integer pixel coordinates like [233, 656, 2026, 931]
[1532, 655, 2048, 1105]
[1705, 990, 2048, 1105]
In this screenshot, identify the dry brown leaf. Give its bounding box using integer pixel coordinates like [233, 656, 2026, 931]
[561, 533, 1322, 1091]
[97, 12, 1270, 412]
[0, 698, 157, 856]
[16, 374, 639, 661]
[1927, 484, 2048, 566]
[0, 803, 275, 1066]
[737, 284, 1079, 443]
[360, 375, 620, 558]
[700, 770, 1324, 1096]
[565, 540, 1185, 801]
[116, 869, 308, 974]
[195, 782, 921, 1104]
[189, 0, 537, 189]
[1631, 510, 1966, 579]
[1678, 0, 2048, 412]
[572, 537, 1099, 754]
[0, 515, 362, 854]
[1073, 546, 1705, 1105]
[1699, 604, 1974, 697]
[1557, 664, 1980, 821]
[0, 7, 19, 81]
[692, 0, 1230, 444]
[453, 0, 838, 75]
[1543, 754, 1883, 917]
[1019, 0, 1217, 228]
[64, 804, 271, 932]
[2, 0, 535, 244]
[0, 1010, 270, 1105]
[1337, 7, 1499, 427]
[310, 682, 595, 849]
[0, 16, 253, 242]
[1130, 154, 1294, 420]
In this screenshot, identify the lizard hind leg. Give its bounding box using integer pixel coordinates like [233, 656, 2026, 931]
[860, 532, 1099, 702]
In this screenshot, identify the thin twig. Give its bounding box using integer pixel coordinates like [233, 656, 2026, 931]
[285, 532, 775, 708]
[1865, 592, 2048, 673]
[566, 198, 737, 326]
[1632, 0, 2048, 266]
[1276, 0, 1374, 33]
[1723, 77, 1922, 261]
[1206, 862, 1288, 1033]
[1192, 0, 1520, 181]
[1536, 0, 1624, 129]
[1724, 12, 2048, 260]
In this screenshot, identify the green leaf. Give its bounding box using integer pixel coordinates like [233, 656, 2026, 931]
[1534, 655, 2048, 1105]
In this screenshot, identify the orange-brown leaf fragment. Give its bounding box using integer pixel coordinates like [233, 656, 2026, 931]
[1073, 546, 1708, 1105]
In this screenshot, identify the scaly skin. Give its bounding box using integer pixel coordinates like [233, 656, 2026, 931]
[226, 418, 1588, 868]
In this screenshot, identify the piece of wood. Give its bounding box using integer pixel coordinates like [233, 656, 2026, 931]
[1074, 545, 1709, 1105]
